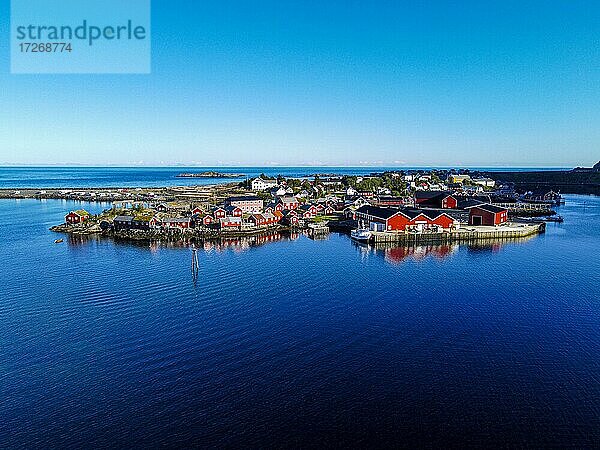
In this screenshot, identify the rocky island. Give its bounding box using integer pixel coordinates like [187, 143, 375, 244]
[176, 171, 245, 178]
[46, 171, 554, 246]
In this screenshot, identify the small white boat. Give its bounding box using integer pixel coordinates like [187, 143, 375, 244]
[351, 228, 372, 242]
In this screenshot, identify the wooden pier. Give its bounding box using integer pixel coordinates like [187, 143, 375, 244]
[492, 202, 554, 213]
[308, 223, 330, 239]
[370, 223, 544, 244]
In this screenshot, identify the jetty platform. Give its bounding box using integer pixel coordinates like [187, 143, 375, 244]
[492, 202, 555, 215]
[370, 222, 544, 244]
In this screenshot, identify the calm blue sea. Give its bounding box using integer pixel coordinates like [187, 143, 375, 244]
[1, 194, 599, 447]
[0, 166, 568, 189]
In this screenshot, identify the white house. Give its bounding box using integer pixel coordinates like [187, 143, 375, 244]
[350, 197, 370, 208]
[251, 177, 278, 191]
[271, 186, 287, 197]
[473, 178, 496, 188]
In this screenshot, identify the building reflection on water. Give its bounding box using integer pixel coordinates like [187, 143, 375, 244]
[65, 230, 302, 253]
[382, 244, 459, 264]
[65, 229, 536, 262]
[352, 233, 538, 265]
[201, 231, 301, 253]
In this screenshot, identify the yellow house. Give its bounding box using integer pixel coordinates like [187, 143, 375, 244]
[448, 174, 471, 184]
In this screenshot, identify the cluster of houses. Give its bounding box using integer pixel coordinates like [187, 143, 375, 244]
[110, 194, 340, 232]
[64, 186, 344, 233]
[65, 182, 512, 237]
[61, 172, 564, 238]
[354, 190, 509, 232]
[388, 172, 496, 193]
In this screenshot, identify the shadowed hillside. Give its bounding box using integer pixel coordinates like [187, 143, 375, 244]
[485, 165, 600, 195]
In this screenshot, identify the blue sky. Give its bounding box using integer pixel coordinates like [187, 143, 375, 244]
[1, 0, 599, 167]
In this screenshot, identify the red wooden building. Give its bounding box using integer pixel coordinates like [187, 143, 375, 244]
[65, 210, 90, 224]
[194, 214, 213, 226]
[415, 191, 458, 209]
[467, 204, 508, 226]
[212, 207, 227, 219]
[219, 217, 242, 230]
[299, 204, 318, 218]
[262, 212, 279, 225]
[277, 196, 299, 210]
[377, 196, 406, 207]
[248, 214, 266, 226]
[225, 205, 243, 217]
[355, 205, 457, 232]
[162, 218, 192, 229]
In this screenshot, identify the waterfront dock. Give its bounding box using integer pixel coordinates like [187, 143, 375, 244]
[307, 222, 330, 239]
[370, 222, 544, 244]
[492, 202, 555, 215]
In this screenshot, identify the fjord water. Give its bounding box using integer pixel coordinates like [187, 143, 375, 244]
[1, 195, 599, 447]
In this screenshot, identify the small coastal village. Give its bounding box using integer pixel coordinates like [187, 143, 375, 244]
[46, 168, 566, 244]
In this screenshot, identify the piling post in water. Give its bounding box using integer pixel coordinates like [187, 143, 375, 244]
[191, 244, 199, 279]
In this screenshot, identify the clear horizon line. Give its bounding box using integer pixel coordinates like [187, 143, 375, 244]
[0, 163, 576, 169]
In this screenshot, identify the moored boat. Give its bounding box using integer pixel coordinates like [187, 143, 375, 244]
[351, 228, 372, 242]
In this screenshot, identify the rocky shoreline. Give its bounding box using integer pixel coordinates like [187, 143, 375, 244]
[50, 223, 295, 242]
[0, 182, 243, 202]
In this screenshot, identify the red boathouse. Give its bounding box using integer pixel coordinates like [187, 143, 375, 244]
[467, 204, 508, 226]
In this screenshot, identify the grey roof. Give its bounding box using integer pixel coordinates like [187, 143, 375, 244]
[407, 208, 467, 221]
[219, 216, 242, 223]
[163, 218, 191, 223]
[358, 205, 462, 222]
[227, 195, 262, 202]
[457, 198, 486, 209]
[356, 205, 402, 220]
[114, 215, 134, 222]
[465, 194, 492, 202]
[466, 203, 507, 214]
[378, 196, 405, 201]
[415, 190, 454, 200]
[398, 208, 456, 220]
